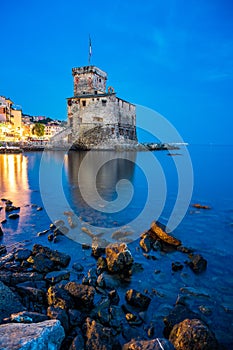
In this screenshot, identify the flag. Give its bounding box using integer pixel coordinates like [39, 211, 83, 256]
[89, 36, 92, 64]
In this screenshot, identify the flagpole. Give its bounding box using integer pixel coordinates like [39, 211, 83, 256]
[88, 36, 92, 65]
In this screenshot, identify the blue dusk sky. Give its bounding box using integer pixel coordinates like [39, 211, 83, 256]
[1, 0, 233, 144]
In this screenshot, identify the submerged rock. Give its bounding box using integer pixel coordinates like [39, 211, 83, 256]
[123, 338, 174, 350]
[0, 319, 65, 350]
[169, 318, 218, 350]
[125, 289, 151, 310]
[188, 254, 207, 273]
[105, 243, 134, 273]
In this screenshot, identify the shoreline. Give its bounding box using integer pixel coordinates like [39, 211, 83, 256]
[0, 197, 224, 349]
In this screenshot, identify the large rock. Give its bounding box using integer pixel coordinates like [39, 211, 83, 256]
[150, 222, 181, 247]
[0, 281, 25, 323]
[0, 319, 65, 349]
[32, 244, 71, 267]
[84, 317, 112, 350]
[123, 338, 174, 350]
[169, 318, 218, 350]
[105, 243, 134, 273]
[47, 284, 75, 310]
[125, 289, 151, 310]
[163, 304, 199, 338]
[0, 270, 43, 286]
[64, 282, 95, 309]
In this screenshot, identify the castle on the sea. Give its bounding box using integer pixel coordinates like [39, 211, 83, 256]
[65, 65, 137, 149]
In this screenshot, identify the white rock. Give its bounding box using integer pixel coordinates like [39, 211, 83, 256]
[0, 319, 65, 350]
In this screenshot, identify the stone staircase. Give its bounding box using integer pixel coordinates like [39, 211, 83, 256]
[49, 127, 72, 142]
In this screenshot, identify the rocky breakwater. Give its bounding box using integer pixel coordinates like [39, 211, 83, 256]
[0, 220, 220, 350]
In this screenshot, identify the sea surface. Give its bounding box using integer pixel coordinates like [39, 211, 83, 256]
[0, 145, 233, 347]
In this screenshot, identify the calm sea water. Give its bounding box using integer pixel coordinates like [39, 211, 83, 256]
[0, 145, 233, 347]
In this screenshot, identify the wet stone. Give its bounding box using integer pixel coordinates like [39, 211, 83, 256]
[0, 245, 7, 256]
[125, 289, 151, 310]
[47, 306, 69, 333]
[27, 253, 56, 273]
[108, 289, 120, 305]
[172, 262, 184, 272]
[84, 317, 112, 350]
[37, 229, 49, 236]
[0, 281, 26, 322]
[14, 248, 32, 261]
[169, 318, 218, 350]
[163, 304, 199, 338]
[96, 256, 107, 273]
[47, 284, 75, 310]
[140, 234, 152, 252]
[68, 309, 83, 327]
[105, 243, 134, 273]
[125, 312, 142, 326]
[82, 268, 98, 287]
[150, 221, 181, 247]
[92, 237, 108, 258]
[32, 244, 71, 267]
[123, 338, 175, 350]
[69, 329, 85, 350]
[188, 254, 207, 273]
[10, 311, 49, 323]
[5, 205, 20, 212]
[64, 282, 95, 309]
[8, 213, 20, 219]
[45, 270, 70, 284]
[16, 284, 45, 303]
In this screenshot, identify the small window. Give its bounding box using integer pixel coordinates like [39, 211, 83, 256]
[83, 92, 86, 94]
[94, 91, 98, 95]
[102, 100, 107, 106]
[82, 101, 86, 107]
[99, 78, 101, 82]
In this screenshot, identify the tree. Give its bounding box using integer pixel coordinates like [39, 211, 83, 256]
[32, 123, 45, 137]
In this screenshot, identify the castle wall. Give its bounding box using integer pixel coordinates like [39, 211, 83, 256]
[72, 66, 107, 95]
[68, 93, 136, 141]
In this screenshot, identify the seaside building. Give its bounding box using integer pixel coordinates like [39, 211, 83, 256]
[65, 65, 137, 149]
[0, 96, 23, 141]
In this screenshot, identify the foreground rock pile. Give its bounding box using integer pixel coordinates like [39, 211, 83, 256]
[0, 220, 219, 350]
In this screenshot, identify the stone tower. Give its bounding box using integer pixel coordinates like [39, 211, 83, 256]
[67, 65, 137, 149]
